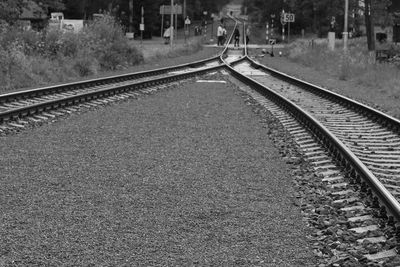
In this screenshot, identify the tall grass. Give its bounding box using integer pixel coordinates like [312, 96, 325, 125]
[143, 37, 204, 60]
[286, 37, 400, 118]
[287, 37, 400, 83]
[0, 15, 143, 93]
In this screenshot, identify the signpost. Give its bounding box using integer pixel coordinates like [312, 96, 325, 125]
[343, 0, 349, 50]
[281, 12, 295, 43]
[184, 16, 191, 43]
[160, 5, 165, 37]
[210, 13, 216, 42]
[159, 5, 182, 14]
[269, 39, 276, 57]
[160, 3, 182, 47]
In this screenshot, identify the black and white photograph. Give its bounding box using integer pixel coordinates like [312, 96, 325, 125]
[1, 0, 400, 266]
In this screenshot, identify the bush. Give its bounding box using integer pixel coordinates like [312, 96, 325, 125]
[43, 29, 63, 57]
[0, 44, 36, 90]
[82, 15, 143, 70]
[59, 31, 80, 57]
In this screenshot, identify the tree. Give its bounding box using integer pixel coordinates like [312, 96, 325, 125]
[0, 0, 22, 23]
[0, 0, 65, 24]
[243, 0, 392, 37]
[37, 0, 65, 12]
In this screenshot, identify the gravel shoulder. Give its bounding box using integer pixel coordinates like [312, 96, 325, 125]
[251, 50, 400, 119]
[0, 76, 317, 266]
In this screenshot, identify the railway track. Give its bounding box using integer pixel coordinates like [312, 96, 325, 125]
[0, 57, 224, 133]
[233, 58, 400, 192]
[2, 17, 400, 264]
[0, 19, 241, 133]
[219, 23, 400, 262]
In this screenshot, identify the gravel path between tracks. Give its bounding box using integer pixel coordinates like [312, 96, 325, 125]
[251, 52, 400, 120]
[0, 75, 317, 266]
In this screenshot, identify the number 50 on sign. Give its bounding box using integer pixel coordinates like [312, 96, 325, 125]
[283, 13, 295, 23]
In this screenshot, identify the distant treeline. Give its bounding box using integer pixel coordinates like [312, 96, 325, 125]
[242, 0, 393, 37]
[1, 0, 232, 33]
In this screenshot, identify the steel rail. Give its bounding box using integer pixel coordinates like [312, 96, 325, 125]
[246, 57, 400, 133]
[224, 58, 400, 222]
[0, 19, 243, 123]
[0, 55, 222, 105]
[1, 17, 240, 107]
[0, 19, 245, 125]
[220, 17, 239, 60]
[0, 63, 225, 123]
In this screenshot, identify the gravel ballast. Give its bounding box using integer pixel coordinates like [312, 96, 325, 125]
[0, 76, 317, 265]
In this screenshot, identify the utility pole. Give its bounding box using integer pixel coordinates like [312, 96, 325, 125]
[183, 0, 187, 22]
[129, 0, 133, 33]
[365, 0, 375, 61]
[343, 0, 349, 50]
[170, 0, 174, 47]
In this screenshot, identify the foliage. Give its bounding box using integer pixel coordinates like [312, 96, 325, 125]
[0, 15, 143, 92]
[0, 0, 22, 24]
[0, 0, 65, 24]
[64, 0, 231, 31]
[286, 37, 396, 82]
[243, 0, 393, 36]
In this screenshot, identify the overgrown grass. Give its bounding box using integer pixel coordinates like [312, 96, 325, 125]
[283, 37, 400, 118]
[141, 37, 205, 61]
[287, 37, 400, 85]
[0, 15, 144, 93]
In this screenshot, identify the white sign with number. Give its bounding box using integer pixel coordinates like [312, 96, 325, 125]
[283, 13, 295, 23]
[140, 24, 144, 31]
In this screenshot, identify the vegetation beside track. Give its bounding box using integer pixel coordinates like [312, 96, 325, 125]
[0, 15, 210, 94]
[253, 38, 400, 119]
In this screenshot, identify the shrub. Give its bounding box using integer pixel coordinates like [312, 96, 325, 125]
[81, 14, 143, 70]
[0, 44, 36, 91]
[43, 28, 63, 57]
[73, 49, 99, 77]
[59, 31, 81, 57]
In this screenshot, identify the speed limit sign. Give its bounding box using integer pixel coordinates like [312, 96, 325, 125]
[283, 13, 295, 23]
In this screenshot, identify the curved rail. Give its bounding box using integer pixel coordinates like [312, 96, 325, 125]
[0, 19, 244, 125]
[0, 60, 225, 123]
[0, 55, 222, 105]
[247, 58, 400, 133]
[220, 26, 400, 222]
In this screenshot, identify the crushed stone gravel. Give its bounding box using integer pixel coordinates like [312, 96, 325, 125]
[0, 75, 318, 266]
